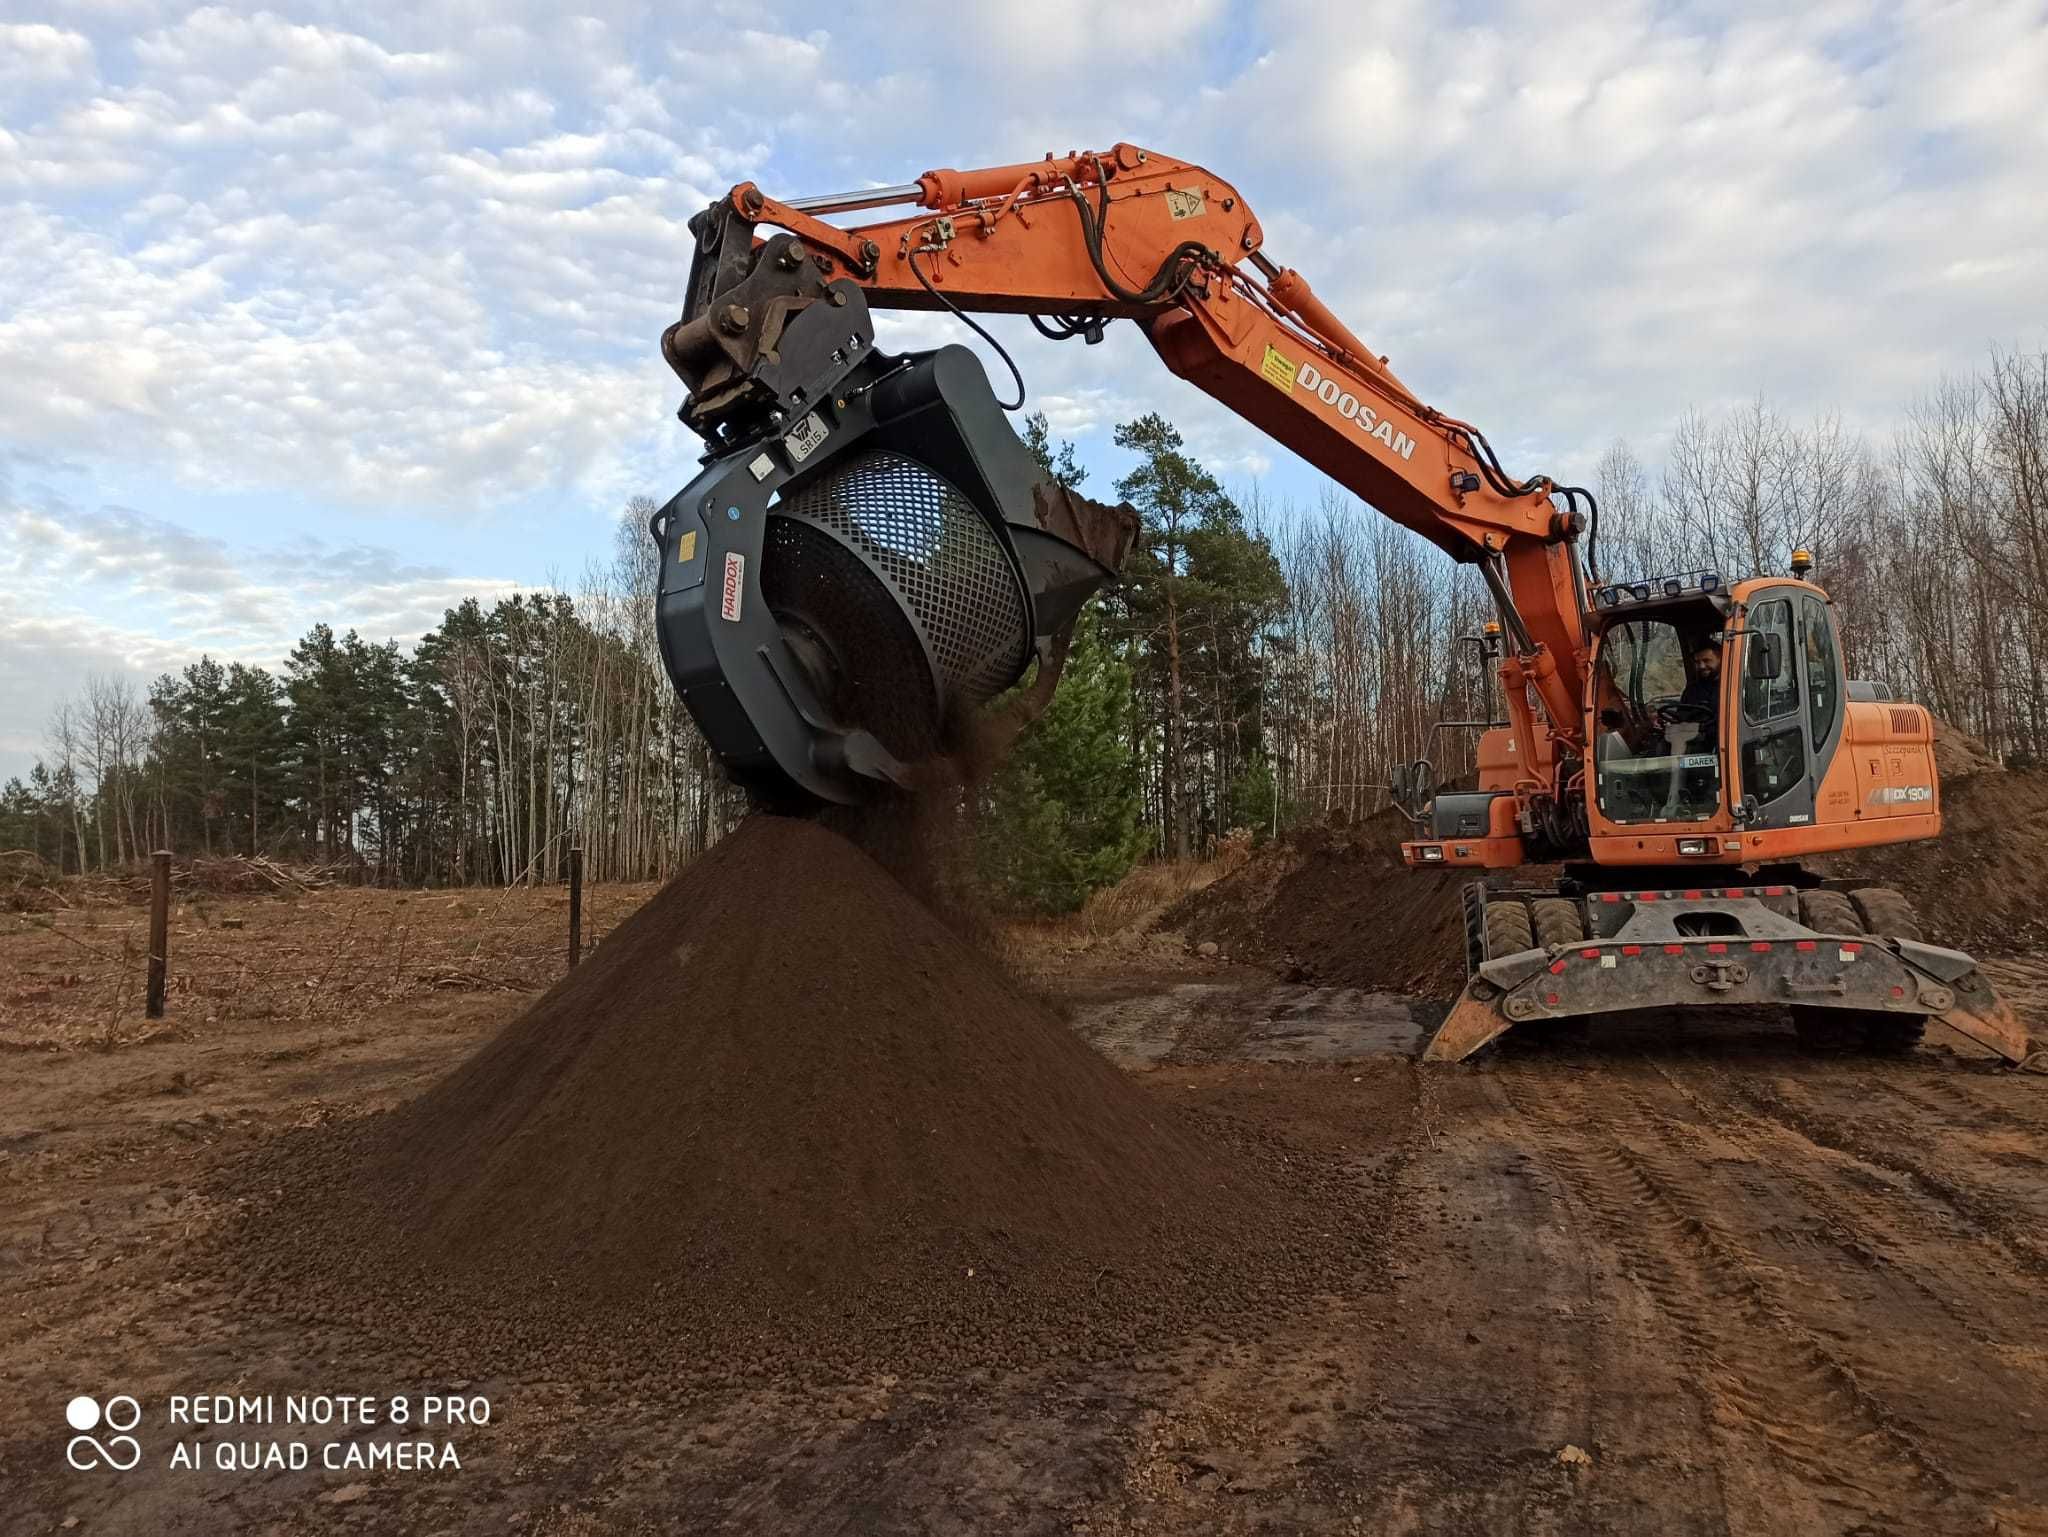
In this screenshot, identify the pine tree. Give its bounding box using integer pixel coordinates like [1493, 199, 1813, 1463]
[1110, 413, 1285, 854]
[974, 416, 1145, 911]
[977, 610, 1147, 911]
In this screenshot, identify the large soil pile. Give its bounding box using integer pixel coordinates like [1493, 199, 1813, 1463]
[1168, 810, 1517, 1000]
[1820, 764, 2048, 954]
[230, 816, 1360, 1377]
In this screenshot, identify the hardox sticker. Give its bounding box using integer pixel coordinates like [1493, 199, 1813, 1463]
[720, 552, 745, 622]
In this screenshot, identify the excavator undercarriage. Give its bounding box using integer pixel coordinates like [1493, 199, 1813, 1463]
[1431, 880, 2034, 1066]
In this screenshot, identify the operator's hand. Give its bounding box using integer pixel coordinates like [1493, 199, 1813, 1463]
[1654, 701, 1712, 726]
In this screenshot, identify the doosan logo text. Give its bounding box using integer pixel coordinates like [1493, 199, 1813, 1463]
[1297, 362, 1417, 461]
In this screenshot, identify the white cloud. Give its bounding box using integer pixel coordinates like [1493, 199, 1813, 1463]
[0, 23, 96, 89]
[0, 468, 524, 778]
[2, 0, 2046, 770]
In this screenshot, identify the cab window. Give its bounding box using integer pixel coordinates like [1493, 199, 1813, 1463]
[1593, 617, 1722, 824]
[1803, 595, 1839, 747]
[1740, 598, 1804, 808]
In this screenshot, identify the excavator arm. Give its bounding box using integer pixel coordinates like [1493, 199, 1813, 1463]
[657, 143, 1595, 806]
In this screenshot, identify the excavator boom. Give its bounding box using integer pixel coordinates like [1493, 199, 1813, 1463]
[666, 145, 1593, 769]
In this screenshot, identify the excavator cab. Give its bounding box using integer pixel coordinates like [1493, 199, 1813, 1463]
[1587, 581, 1729, 827]
[1583, 566, 1852, 842]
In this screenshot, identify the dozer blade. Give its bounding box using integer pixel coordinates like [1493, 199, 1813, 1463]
[1423, 988, 1519, 1063]
[1426, 958, 2042, 1067]
[1934, 972, 2039, 1068]
[1424, 889, 2043, 1068]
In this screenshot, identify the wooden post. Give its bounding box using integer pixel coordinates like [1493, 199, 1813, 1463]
[146, 850, 171, 1019]
[567, 843, 584, 971]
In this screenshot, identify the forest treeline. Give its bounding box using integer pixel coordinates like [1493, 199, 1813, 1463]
[6, 346, 2044, 911]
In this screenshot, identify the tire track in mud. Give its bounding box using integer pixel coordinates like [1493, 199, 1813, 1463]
[1643, 1058, 2048, 1515]
[1497, 1063, 1964, 1529]
[1720, 1073, 2048, 1281]
[1881, 1067, 2048, 1145]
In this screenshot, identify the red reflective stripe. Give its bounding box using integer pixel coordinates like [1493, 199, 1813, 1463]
[1842, 942, 1863, 954]
[1544, 993, 1561, 1006]
[1622, 945, 1643, 956]
[1750, 941, 1771, 952]
[1549, 960, 1568, 975]
[1795, 940, 1817, 952]
[1600, 892, 1621, 903]
[1707, 942, 1729, 954]
[1640, 892, 1659, 902]
[1580, 948, 1600, 960]
[1683, 889, 1703, 900]
[1663, 944, 1684, 955]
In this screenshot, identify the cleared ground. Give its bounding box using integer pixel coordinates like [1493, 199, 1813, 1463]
[4, 887, 2047, 1534]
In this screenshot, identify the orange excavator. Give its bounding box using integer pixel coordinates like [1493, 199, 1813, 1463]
[650, 143, 2035, 1067]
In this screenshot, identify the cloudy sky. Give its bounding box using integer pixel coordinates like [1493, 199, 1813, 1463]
[4, 0, 2045, 779]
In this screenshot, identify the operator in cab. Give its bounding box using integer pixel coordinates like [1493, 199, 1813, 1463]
[1679, 640, 1722, 745]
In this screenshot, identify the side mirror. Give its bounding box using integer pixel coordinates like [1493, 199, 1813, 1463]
[1387, 759, 1431, 820]
[1747, 632, 1784, 681]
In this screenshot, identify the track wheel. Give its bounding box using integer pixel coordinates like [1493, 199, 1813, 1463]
[1850, 886, 1924, 942]
[1482, 897, 1534, 959]
[1792, 890, 1866, 1051]
[1849, 887, 1930, 1053]
[1791, 888, 1929, 1055]
[1797, 888, 1863, 937]
[1461, 882, 1490, 977]
[1530, 897, 1586, 949]
[1525, 896, 1593, 1046]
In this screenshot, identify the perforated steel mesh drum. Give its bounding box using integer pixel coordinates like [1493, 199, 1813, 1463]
[762, 450, 1031, 761]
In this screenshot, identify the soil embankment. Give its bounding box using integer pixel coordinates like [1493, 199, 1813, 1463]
[1168, 809, 1525, 999]
[1173, 753, 2048, 992]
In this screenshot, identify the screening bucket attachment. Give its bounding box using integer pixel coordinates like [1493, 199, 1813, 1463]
[651, 254, 1134, 805]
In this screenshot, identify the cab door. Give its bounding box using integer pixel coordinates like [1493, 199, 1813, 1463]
[1734, 586, 1847, 830]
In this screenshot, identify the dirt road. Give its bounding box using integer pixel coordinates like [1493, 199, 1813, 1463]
[1061, 974, 2048, 1534]
[5, 930, 2046, 1533]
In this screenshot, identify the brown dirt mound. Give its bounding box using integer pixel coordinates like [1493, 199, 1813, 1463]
[223, 815, 1368, 1379]
[1820, 767, 2048, 954]
[1933, 719, 2002, 780]
[1168, 811, 1522, 1000]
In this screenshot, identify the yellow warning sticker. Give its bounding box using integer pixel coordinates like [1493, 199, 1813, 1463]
[677, 529, 698, 564]
[1260, 345, 1295, 393]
